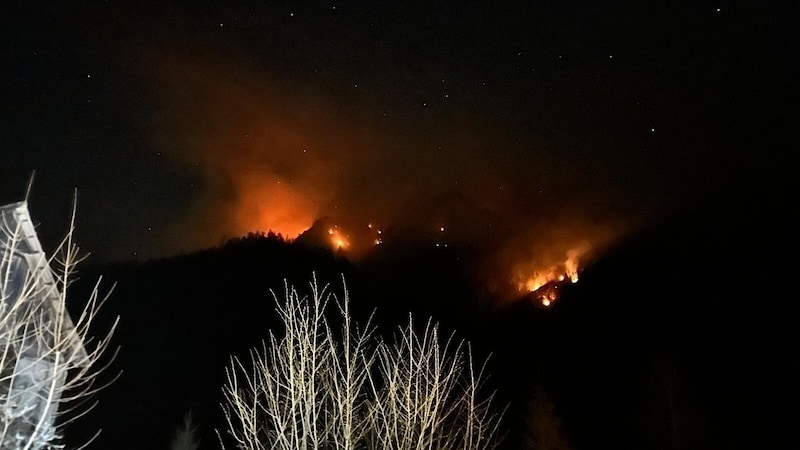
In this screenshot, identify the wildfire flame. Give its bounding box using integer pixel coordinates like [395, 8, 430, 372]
[531, 281, 563, 307]
[514, 243, 589, 307]
[327, 225, 350, 250]
[315, 221, 385, 254]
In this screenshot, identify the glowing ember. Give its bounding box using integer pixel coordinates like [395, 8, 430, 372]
[531, 281, 561, 306]
[372, 225, 383, 245]
[327, 225, 350, 250]
[521, 269, 579, 293]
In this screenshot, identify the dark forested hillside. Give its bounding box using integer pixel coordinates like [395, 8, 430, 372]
[65, 231, 501, 449]
[65, 172, 793, 450]
[509, 171, 795, 450]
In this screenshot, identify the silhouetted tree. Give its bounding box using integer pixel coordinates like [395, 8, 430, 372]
[523, 384, 572, 450]
[170, 410, 201, 450]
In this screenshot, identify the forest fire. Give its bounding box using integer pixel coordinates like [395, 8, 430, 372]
[139, 50, 636, 309]
[291, 213, 613, 308]
[138, 52, 636, 300]
[512, 244, 588, 307]
[327, 225, 350, 250]
[520, 269, 579, 307]
[528, 276, 577, 307]
[532, 282, 560, 307]
[295, 218, 387, 257]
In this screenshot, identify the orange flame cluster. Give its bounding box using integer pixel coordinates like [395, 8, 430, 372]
[327, 225, 350, 250]
[534, 283, 560, 307]
[514, 243, 590, 307]
[316, 221, 385, 256]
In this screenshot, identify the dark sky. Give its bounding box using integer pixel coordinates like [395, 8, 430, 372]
[1, 1, 793, 283]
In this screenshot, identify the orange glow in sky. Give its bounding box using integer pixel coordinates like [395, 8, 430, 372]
[145, 52, 634, 304]
[234, 174, 318, 240]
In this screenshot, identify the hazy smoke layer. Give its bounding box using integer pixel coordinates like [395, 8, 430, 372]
[144, 51, 640, 298]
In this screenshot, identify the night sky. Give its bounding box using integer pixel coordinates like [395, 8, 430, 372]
[1, 2, 793, 277]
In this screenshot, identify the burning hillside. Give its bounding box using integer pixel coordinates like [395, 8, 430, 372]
[511, 243, 586, 307]
[291, 212, 623, 307]
[491, 217, 624, 306]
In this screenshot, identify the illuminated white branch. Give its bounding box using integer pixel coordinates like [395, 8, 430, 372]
[0, 199, 119, 450]
[218, 276, 504, 450]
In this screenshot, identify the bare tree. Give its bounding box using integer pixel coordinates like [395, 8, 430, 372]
[218, 277, 376, 450]
[366, 316, 506, 450]
[323, 281, 377, 450]
[0, 199, 119, 450]
[218, 276, 505, 450]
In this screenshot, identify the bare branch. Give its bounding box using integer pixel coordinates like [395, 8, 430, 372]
[1, 199, 118, 450]
[218, 276, 505, 450]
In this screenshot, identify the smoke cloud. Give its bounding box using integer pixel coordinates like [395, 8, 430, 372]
[141, 50, 641, 300]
